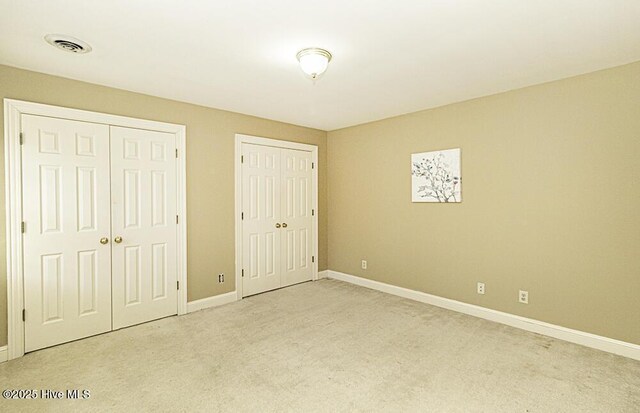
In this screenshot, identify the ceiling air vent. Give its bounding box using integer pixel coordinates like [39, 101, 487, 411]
[44, 34, 92, 54]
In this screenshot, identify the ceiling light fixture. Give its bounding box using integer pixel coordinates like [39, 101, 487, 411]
[45, 34, 92, 54]
[296, 48, 332, 80]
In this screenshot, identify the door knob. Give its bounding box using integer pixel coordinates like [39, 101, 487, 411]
[99, 237, 109, 245]
[275, 223, 281, 228]
[114, 236, 123, 244]
[282, 223, 288, 228]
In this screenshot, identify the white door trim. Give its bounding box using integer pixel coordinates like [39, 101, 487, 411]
[234, 134, 319, 300]
[3, 99, 188, 361]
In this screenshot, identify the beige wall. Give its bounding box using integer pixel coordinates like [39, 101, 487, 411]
[1, 61, 638, 350]
[0, 64, 328, 346]
[327, 61, 640, 345]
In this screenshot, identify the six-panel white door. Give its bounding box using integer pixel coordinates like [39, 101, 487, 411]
[242, 144, 282, 296]
[110, 126, 178, 329]
[280, 149, 313, 287]
[22, 114, 112, 352]
[241, 144, 314, 297]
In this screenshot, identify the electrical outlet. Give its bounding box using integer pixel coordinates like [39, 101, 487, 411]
[361, 260, 367, 270]
[477, 282, 485, 295]
[519, 290, 529, 304]
[218, 273, 225, 283]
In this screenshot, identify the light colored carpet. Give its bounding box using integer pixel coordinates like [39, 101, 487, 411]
[1, 279, 638, 412]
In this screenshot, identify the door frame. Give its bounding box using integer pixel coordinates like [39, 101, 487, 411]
[3, 99, 188, 360]
[234, 134, 319, 300]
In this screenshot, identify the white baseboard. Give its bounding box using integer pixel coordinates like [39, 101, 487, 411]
[187, 291, 237, 313]
[327, 270, 640, 361]
[318, 270, 329, 279]
[0, 346, 7, 363]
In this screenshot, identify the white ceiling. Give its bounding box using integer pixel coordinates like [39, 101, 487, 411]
[1, 1, 639, 131]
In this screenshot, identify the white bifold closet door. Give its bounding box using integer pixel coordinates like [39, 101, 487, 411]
[241, 143, 313, 297]
[21, 115, 178, 352]
[110, 126, 178, 329]
[22, 115, 113, 352]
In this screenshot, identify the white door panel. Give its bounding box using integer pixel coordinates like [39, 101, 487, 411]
[242, 143, 282, 296]
[280, 149, 313, 287]
[22, 114, 112, 352]
[110, 126, 178, 329]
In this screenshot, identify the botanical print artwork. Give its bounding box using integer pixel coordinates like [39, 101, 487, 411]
[411, 148, 461, 202]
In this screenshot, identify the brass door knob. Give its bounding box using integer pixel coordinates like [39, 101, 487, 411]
[99, 237, 109, 245]
[114, 236, 123, 244]
[282, 223, 288, 228]
[275, 223, 281, 228]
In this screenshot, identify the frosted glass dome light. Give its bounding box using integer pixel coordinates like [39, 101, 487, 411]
[296, 48, 332, 80]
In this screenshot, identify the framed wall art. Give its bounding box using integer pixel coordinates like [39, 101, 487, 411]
[411, 148, 461, 203]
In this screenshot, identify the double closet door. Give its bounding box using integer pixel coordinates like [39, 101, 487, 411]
[241, 143, 314, 297]
[21, 114, 178, 352]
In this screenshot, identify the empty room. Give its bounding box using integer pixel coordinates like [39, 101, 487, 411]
[0, 1, 639, 412]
